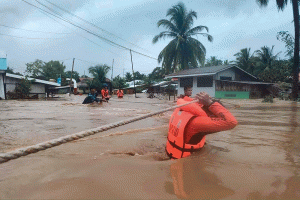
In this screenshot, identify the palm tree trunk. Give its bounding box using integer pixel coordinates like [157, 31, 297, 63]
[292, 0, 299, 100]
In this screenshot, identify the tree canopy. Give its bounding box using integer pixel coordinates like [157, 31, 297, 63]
[153, 2, 213, 74]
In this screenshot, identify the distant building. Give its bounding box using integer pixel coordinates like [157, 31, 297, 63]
[4, 73, 60, 99]
[0, 58, 7, 99]
[165, 65, 275, 99]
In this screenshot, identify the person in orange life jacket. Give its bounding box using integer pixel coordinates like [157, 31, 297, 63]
[177, 86, 193, 100]
[117, 89, 124, 98]
[166, 91, 238, 159]
[101, 86, 111, 101]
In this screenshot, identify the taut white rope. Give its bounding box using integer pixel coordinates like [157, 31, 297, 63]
[0, 100, 198, 164]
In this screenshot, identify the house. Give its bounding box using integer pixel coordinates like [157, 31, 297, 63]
[4, 73, 61, 99]
[165, 65, 274, 99]
[0, 58, 61, 99]
[124, 80, 144, 94]
[0, 58, 7, 99]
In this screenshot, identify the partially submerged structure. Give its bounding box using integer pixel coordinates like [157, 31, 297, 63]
[4, 73, 61, 99]
[165, 65, 274, 99]
[0, 58, 61, 99]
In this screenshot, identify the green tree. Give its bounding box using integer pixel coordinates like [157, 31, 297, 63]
[6, 66, 23, 75]
[153, 2, 213, 74]
[81, 74, 89, 78]
[205, 56, 223, 67]
[125, 72, 133, 82]
[25, 59, 44, 78]
[277, 31, 294, 58]
[42, 60, 66, 81]
[14, 77, 32, 98]
[258, 60, 292, 82]
[65, 70, 80, 82]
[257, 0, 299, 100]
[233, 48, 256, 73]
[148, 67, 165, 81]
[133, 71, 146, 80]
[112, 75, 128, 89]
[254, 46, 281, 71]
[88, 64, 110, 90]
[223, 60, 230, 65]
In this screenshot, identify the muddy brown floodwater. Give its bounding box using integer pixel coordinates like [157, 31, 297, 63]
[0, 94, 299, 199]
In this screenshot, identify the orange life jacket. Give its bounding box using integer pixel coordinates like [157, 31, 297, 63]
[117, 90, 123, 98]
[101, 89, 110, 99]
[166, 108, 206, 159]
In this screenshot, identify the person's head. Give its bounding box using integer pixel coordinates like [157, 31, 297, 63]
[90, 88, 96, 93]
[184, 86, 193, 97]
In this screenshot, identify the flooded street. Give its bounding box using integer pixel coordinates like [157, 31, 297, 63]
[0, 95, 300, 199]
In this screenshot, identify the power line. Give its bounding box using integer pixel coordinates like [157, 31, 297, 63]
[42, 0, 149, 52]
[0, 24, 72, 34]
[0, 32, 66, 39]
[21, 0, 158, 61]
[76, 58, 100, 65]
[28, 3, 132, 63]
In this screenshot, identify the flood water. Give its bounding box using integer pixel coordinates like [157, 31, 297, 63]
[0, 95, 299, 199]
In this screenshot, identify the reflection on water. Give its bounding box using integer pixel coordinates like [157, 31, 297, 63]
[168, 150, 235, 199]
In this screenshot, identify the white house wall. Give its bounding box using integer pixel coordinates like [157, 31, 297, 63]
[215, 69, 235, 80]
[5, 76, 46, 97]
[0, 74, 5, 99]
[30, 84, 45, 93]
[5, 76, 19, 92]
[178, 77, 216, 97]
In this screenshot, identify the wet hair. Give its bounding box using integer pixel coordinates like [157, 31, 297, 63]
[184, 86, 192, 91]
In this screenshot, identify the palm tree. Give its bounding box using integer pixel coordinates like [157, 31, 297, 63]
[254, 46, 281, 70]
[88, 64, 110, 90]
[234, 48, 255, 73]
[257, 0, 299, 100]
[205, 56, 223, 67]
[153, 2, 213, 74]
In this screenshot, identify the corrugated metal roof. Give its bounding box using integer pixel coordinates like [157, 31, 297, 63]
[217, 80, 273, 85]
[6, 73, 61, 86]
[165, 65, 257, 80]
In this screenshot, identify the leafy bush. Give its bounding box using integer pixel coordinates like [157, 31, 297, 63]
[14, 78, 32, 99]
[262, 94, 274, 103]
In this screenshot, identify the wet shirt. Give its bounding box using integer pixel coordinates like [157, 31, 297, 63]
[177, 98, 238, 144]
[101, 89, 109, 98]
[88, 93, 98, 101]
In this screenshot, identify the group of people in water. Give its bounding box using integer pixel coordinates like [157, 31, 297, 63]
[82, 84, 237, 160]
[82, 86, 123, 104]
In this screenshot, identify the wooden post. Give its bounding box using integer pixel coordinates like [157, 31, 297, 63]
[130, 49, 136, 98]
[111, 59, 114, 81]
[70, 58, 75, 96]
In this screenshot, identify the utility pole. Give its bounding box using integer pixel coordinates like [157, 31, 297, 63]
[111, 59, 114, 81]
[130, 49, 136, 98]
[123, 68, 125, 78]
[70, 58, 75, 96]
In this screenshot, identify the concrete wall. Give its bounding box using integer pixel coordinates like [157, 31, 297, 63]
[178, 77, 215, 97]
[215, 68, 235, 80]
[0, 73, 5, 99]
[5, 76, 46, 98]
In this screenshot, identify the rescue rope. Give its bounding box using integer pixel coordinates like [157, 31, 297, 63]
[0, 100, 199, 164]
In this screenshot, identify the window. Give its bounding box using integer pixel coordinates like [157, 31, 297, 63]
[180, 77, 193, 87]
[225, 94, 236, 97]
[220, 76, 232, 81]
[197, 76, 213, 87]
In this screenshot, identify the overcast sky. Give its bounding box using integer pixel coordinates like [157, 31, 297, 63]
[0, 0, 294, 78]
